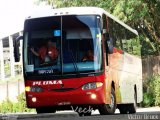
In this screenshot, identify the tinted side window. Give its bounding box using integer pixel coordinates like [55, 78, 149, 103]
[108, 17, 141, 56]
[108, 18, 123, 50]
[123, 29, 141, 56]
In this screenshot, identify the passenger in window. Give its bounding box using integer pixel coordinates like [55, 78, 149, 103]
[82, 50, 94, 62]
[30, 39, 58, 64]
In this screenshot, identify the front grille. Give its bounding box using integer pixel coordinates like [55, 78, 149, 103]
[51, 88, 75, 92]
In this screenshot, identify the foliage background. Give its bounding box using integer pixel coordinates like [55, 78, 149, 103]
[141, 75, 160, 107]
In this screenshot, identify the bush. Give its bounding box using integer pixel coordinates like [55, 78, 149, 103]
[17, 92, 27, 112]
[0, 103, 1, 113]
[12, 103, 20, 113]
[0, 93, 35, 113]
[153, 76, 160, 106]
[141, 92, 155, 107]
[1, 99, 13, 113]
[141, 75, 160, 107]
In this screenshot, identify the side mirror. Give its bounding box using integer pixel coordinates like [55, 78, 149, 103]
[14, 36, 23, 62]
[106, 38, 113, 54]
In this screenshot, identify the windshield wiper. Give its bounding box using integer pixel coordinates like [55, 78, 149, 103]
[69, 50, 80, 75]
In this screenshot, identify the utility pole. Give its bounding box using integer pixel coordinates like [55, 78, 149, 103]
[9, 35, 15, 77]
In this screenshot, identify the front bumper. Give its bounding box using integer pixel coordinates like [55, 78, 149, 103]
[26, 87, 106, 108]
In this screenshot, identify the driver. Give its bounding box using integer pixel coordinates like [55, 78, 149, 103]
[82, 50, 94, 62]
[30, 39, 58, 63]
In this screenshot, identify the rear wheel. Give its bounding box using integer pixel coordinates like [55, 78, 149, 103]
[36, 107, 56, 114]
[119, 91, 137, 114]
[118, 105, 128, 114]
[128, 91, 137, 113]
[98, 88, 116, 115]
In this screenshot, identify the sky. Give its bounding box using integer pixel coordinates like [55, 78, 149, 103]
[0, 0, 51, 38]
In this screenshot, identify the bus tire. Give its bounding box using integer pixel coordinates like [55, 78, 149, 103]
[84, 112, 92, 116]
[128, 91, 137, 113]
[78, 112, 92, 117]
[36, 107, 56, 114]
[119, 91, 137, 114]
[118, 105, 128, 114]
[78, 112, 84, 117]
[98, 88, 116, 115]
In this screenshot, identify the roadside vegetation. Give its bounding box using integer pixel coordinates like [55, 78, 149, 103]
[0, 93, 35, 113]
[141, 75, 160, 107]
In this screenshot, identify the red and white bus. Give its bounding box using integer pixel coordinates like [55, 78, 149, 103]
[14, 7, 142, 116]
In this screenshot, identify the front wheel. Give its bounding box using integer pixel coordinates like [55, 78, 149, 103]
[98, 88, 116, 115]
[36, 107, 56, 114]
[78, 112, 92, 117]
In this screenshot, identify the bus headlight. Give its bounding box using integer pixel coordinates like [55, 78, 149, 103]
[25, 86, 30, 92]
[25, 86, 43, 92]
[82, 82, 103, 90]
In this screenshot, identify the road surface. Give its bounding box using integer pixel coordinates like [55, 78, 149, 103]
[0, 107, 160, 120]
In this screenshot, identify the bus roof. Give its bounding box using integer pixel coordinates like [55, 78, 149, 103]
[27, 7, 138, 35]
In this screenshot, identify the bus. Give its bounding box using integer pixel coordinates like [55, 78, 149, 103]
[14, 7, 142, 116]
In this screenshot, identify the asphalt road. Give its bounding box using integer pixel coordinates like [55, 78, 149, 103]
[1, 108, 160, 120]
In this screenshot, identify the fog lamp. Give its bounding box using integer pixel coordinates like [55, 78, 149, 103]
[91, 94, 97, 99]
[32, 97, 37, 102]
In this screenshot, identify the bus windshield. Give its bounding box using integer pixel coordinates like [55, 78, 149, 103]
[23, 15, 102, 76]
